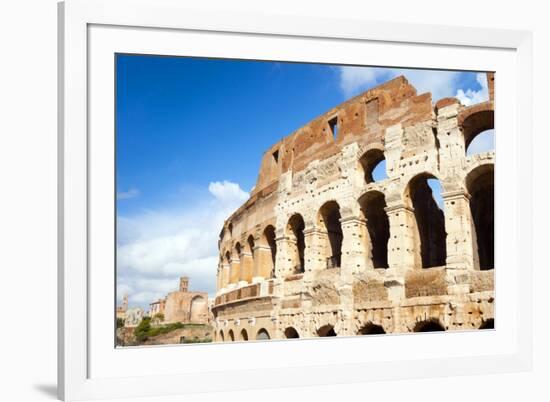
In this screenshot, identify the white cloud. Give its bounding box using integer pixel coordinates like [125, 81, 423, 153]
[338, 67, 461, 101]
[208, 180, 249, 203]
[455, 73, 489, 106]
[117, 180, 249, 309]
[117, 188, 140, 200]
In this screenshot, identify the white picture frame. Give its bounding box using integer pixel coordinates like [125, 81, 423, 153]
[58, 0, 533, 400]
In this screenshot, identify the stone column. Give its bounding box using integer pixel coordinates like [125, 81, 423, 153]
[442, 190, 476, 270]
[338, 215, 368, 336]
[384, 203, 419, 302]
[385, 204, 420, 272]
[239, 252, 254, 284]
[253, 245, 274, 281]
[442, 190, 475, 295]
[339, 215, 370, 274]
[275, 236, 295, 278]
[221, 262, 231, 289]
[303, 227, 327, 272]
[229, 257, 240, 285]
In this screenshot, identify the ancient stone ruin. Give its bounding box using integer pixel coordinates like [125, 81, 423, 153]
[212, 73, 495, 341]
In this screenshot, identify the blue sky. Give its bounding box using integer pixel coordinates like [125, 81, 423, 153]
[116, 54, 493, 309]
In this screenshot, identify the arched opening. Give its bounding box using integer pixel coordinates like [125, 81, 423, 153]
[358, 323, 386, 335]
[405, 174, 447, 268]
[247, 235, 255, 262]
[358, 191, 389, 268]
[318, 201, 343, 269]
[259, 225, 277, 278]
[286, 214, 305, 274]
[359, 148, 387, 183]
[228, 329, 235, 341]
[224, 251, 231, 286]
[479, 318, 494, 330]
[461, 109, 494, 155]
[317, 325, 337, 337]
[239, 234, 255, 283]
[414, 319, 445, 332]
[189, 295, 206, 323]
[256, 328, 270, 340]
[466, 129, 494, 156]
[230, 243, 242, 284]
[240, 329, 249, 341]
[284, 327, 300, 339]
[467, 164, 494, 270]
[219, 330, 225, 342]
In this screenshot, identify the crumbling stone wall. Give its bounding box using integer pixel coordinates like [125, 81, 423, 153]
[212, 74, 495, 340]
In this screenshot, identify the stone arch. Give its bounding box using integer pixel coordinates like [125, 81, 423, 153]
[466, 164, 494, 270]
[404, 173, 447, 268]
[219, 330, 225, 342]
[359, 146, 387, 183]
[286, 213, 306, 274]
[317, 324, 337, 337]
[230, 242, 242, 284]
[256, 328, 271, 340]
[228, 329, 235, 341]
[189, 295, 206, 323]
[413, 319, 445, 332]
[284, 327, 300, 339]
[479, 318, 494, 329]
[317, 201, 343, 269]
[258, 225, 277, 279]
[459, 103, 494, 153]
[240, 328, 249, 341]
[358, 322, 386, 335]
[239, 234, 255, 283]
[358, 190, 390, 268]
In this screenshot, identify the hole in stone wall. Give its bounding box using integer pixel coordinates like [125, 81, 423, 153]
[287, 214, 305, 273]
[240, 329, 249, 341]
[328, 116, 339, 141]
[467, 165, 494, 270]
[318, 201, 343, 268]
[462, 109, 494, 154]
[359, 149, 387, 183]
[466, 129, 494, 156]
[228, 329, 235, 341]
[359, 191, 389, 268]
[261, 225, 277, 278]
[358, 323, 386, 335]
[406, 174, 447, 268]
[414, 319, 445, 332]
[317, 325, 337, 337]
[256, 328, 270, 340]
[284, 327, 300, 338]
[479, 318, 494, 329]
[272, 149, 279, 164]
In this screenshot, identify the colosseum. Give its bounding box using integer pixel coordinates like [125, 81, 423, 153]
[212, 73, 495, 342]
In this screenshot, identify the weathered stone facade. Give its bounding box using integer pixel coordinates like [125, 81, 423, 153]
[164, 277, 209, 324]
[212, 74, 495, 341]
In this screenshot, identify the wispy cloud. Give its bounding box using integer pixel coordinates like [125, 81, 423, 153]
[455, 73, 489, 106]
[117, 188, 140, 200]
[117, 180, 248, 309]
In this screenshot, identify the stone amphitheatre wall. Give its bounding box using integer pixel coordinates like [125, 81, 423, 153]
[212, 73, 495, 341]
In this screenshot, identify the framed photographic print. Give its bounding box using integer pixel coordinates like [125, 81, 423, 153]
[58, 0, 533, 400]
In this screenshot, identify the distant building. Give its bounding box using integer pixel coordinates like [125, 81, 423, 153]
[116, 294, 128, 320]
[124, 307, 144, 328]
[163, 277, 209, 324]
[148, 298, 166, 318]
